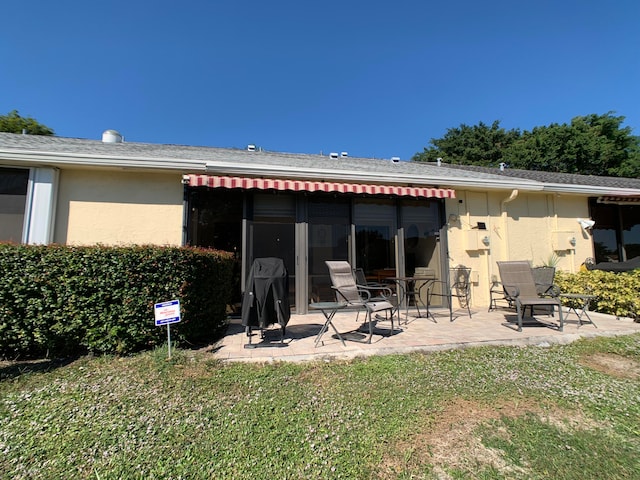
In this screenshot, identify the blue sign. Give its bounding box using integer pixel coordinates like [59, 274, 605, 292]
[154, 300, 181, 326]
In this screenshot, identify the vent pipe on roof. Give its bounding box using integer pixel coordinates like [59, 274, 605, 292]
[437, 157, 442, 167]
[102, 130, 123, 143]
[499, 162, 507, 171]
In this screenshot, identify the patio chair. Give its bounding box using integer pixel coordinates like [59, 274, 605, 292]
[427, 265, 472, 322]
[325, 261, 396, 339]
[496, 261, 564, 332]
[353, 267, 396, 303]
[532, 266, 556, 296]
[488, 275, 512, 312]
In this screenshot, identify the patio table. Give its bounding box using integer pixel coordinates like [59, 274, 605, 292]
[560, 293, 597, 327]
[388, 276, 437, 323]
[310, 302, 348, 347]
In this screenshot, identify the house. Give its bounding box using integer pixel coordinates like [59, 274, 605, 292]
[2, 131, 639, 314]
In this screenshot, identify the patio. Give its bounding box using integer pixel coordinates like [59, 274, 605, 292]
[210, 305, 640, 363]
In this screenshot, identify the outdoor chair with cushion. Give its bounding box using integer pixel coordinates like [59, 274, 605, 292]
[325, 261, 396, 340]
[496, 261, 564, 332]
[428, 265, 473, 322]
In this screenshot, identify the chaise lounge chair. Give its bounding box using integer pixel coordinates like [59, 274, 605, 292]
[497, 261, 564, 332]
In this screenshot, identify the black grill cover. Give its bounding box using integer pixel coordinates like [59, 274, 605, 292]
[241, 257, 291, 329]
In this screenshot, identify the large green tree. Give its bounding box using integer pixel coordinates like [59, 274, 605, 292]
[0, 110, 54, 135]
[413, 112, 640, 178]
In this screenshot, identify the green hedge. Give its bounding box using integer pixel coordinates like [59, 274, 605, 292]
[555, 269, 640, 321]
[0, 244, 234, 358]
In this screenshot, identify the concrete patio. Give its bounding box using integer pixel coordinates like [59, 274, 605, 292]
[210, 305, 640, 363]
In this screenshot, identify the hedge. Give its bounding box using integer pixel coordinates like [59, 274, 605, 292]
[0, 244, 235, 358]
[555, 269, 640, 321]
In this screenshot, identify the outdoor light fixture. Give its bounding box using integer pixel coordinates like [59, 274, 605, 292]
[577, 218, 595, 230]
[481, 236, 490, 246]
[569, 236, 577, 247]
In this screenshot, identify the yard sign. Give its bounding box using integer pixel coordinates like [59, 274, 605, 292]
[154, 300, 181, 358]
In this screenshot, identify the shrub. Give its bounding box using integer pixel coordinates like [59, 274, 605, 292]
[0, 244, 234, 358]
[554, 269, 640, 321]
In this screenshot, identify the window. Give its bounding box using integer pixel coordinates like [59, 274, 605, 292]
[0, 168, 29, 243]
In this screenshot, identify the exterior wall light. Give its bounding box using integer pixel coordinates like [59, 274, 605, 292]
[481, 235, 490, 246]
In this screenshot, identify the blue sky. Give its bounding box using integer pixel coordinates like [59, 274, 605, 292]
[2, 1, 639, 160]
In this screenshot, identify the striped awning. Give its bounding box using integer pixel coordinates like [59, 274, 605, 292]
[185, 174, 455, 199]
[598, 195, 640, 204]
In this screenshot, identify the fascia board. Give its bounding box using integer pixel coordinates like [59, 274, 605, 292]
[541, 183, 640, 196]
[0, 149, 208, 172]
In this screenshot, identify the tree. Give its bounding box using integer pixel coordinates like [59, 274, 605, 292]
[413, 120, 519, 166]
[0, 110, 54, 135]
[413, 112, 640, 178]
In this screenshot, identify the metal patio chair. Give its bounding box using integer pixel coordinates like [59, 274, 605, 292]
[428, 265, 473, 322]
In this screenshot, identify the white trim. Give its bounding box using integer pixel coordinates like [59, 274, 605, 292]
[23, 167, 59, 244]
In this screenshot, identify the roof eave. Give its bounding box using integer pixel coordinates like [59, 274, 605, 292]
[540, 183, 640, 196]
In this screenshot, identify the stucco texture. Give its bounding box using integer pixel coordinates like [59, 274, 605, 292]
[445, 190, 593, 306]
[54, 169, 184, 246]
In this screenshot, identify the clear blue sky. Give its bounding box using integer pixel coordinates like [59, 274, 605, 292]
[2, 1, 639, 160]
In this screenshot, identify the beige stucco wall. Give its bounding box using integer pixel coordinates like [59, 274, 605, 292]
[54, 169, 184, 246]
[444, 189, 594, 306]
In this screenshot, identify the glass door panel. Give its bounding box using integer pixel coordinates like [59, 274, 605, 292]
[248, 193, 296, 311]
[308, 197, 350, 302]
[354, 199, 396, 282]
[401, 200, 442, 306]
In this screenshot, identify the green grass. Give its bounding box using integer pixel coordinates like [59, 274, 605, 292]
[1, 335, 640, 479]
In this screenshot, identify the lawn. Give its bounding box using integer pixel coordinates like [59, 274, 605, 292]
[1, 334, 639, 479]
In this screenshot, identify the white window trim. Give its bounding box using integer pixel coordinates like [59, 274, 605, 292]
[22, 167, 59, 244]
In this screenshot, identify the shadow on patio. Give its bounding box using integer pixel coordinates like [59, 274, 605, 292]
[209, 305, 640, 363]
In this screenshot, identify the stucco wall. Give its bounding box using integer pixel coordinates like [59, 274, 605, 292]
[445, 189, 593, 306]
[54, 169, 184, 246]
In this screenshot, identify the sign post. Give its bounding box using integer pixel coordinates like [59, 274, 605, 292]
[154, 300, 181, 359]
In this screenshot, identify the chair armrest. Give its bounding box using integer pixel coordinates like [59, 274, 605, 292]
[358, 283, 393, 298]
[426, 279, 448, 297]
[502, 283, 521, 299]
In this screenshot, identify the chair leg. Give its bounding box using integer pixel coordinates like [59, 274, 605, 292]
[449, 293, 453, 322]
[515, 302, 523, 332]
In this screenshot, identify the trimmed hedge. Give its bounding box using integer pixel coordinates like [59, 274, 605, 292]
[0, 244, 234, 358]
[555, 269, 640, 321]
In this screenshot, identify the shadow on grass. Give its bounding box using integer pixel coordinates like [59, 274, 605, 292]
[0, 356, 80, 381]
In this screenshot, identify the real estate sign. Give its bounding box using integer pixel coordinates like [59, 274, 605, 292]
[154, 300, 181, 326]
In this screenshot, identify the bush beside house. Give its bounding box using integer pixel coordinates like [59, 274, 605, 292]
[0, 244, 234, 358]
[555, 269, 640, 321]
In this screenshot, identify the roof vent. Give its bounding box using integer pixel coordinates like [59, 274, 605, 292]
[340, 151, 348, 157]
[329, 152, 339, 159]
[102, 130, 123, 143]
[391, 156, 400, 163]
[437, 157, 442, 167]
[499, 162, 507, 171]
[247, 144, 256, 152]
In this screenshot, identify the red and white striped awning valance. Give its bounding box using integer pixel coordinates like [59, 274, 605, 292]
[598, 195, 640, 204]
[185, 175, 455, 199]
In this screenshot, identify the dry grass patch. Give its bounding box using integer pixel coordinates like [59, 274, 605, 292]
[381, 397, 606, 479]
[579, 352, 640, 380]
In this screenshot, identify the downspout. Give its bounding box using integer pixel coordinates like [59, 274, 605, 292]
[181, 176, 190, 246]
[501, 189, 518, 260]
